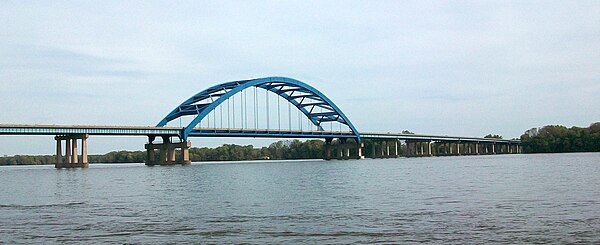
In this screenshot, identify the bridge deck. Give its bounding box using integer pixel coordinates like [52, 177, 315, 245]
[361, 132, 520, 144]
[0, 124, 520, 143]
[0, 124, 181, 136]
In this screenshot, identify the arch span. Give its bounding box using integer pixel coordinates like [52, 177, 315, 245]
[158, 77, 360, 141]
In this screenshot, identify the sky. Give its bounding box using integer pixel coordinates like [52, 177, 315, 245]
[1, 1, 599, 155]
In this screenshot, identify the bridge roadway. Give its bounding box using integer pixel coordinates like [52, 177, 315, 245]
[0, 124, 521, 167]
[0, 124, 518, 144]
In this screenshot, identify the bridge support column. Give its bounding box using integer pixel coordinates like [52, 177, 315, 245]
[393, 140, 399, 158]
[56, 138, 62, 168]
[72, 139, 78, 164]
[386, 141, 390, 158]
[344, 143, 351, 160]
[370, 141, 375, 159]
[427, 141, 432, 157]
[168, 146, 176, 162]
[145, 137, 192, 166]
[65, 139, 72, 165]
[456, 142, 461, 156]
[82, 137, 88, 164]
[55, 134, 89, 168]
[357, 143, 364, 159]
[325, 139, 332, 160]
[182, 141, 191, 163]
[405, 141, 413, 157]
[337, 143, 343, 160]
[441, 143, 449, 156]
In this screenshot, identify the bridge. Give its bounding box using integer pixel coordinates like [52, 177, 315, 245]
[0, 77, 521, 168]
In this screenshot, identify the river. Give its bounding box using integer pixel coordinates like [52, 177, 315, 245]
[1, 153, 599, 244]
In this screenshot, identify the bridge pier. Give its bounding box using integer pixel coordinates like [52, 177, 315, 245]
[405, 141, 413, 157]
[442, 142, 448, 155]
[55, 134, 89, 168]
[367, 140, 398, 158]
[426, 141, 432, 157]
[337, 140, 344, 160]
[145, 137, 191, 166]
[357, 143, 364, 159]
[386, 141, 391, 157]
[324, 138, 359, 160]
[325, 139, 333, 160]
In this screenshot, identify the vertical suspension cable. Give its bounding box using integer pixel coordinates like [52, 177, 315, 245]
[232, 93, 236, 129]
[277, 91, 280, 131]
[288, 101, 291, 130]
[220, 103, 223, 129]
[227, 98, 230, 129]
[243, 89, 247, 129]
[240, 91, 244, 128]
[254, 86, 258, 130]
[298, 108, 302, 131]
[266, 88, 269, 131]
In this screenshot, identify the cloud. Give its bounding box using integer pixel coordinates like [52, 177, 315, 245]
[1, 1, 599, 155]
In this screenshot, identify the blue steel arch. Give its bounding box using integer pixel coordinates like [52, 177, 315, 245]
[158, 77, 360, 141]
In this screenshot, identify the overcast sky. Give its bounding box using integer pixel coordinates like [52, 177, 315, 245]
[1, 1, 599, 155]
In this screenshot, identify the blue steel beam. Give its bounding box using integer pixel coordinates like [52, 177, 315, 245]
[188, 128, 356, 139]
[157, 77, 361, 142]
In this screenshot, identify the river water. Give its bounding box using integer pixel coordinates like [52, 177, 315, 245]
[0, 153, 599, 244]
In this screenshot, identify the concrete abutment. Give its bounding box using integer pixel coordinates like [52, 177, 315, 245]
[55, 134, 89, 169]
[145, 136, 191, 166]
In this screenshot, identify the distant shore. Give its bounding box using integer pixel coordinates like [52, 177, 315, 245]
[2, 122, 599, 166]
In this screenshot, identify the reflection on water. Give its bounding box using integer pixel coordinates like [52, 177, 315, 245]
[1, 153, 599, 243]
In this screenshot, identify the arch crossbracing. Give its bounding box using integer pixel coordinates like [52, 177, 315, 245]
[158, 77, 360, 141]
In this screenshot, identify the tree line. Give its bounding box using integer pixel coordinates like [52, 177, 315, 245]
[520, 122, 600, 153]
[0, 139, 327, 166]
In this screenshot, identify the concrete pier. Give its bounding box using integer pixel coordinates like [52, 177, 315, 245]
[323, 138, 361, 160]
[390, 141, 521, 157]
[55, 134, 89, 168]
[357, 143, 364, 159]
[325, 138, 333, 160]
[145, 137, 191, 166]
